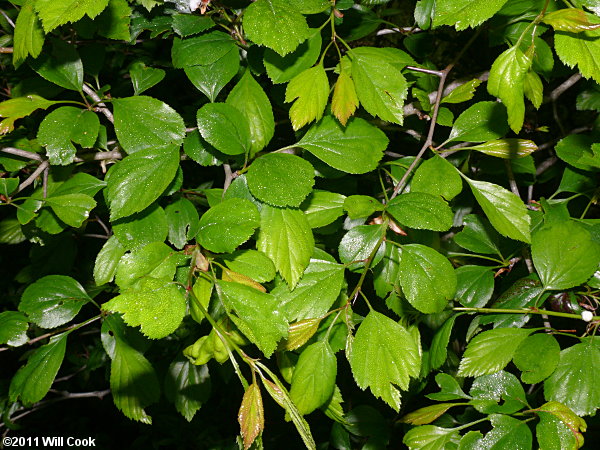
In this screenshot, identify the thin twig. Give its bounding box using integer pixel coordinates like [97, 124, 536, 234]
[1, 147, 43, 161]
[547, 73, 582, 102]
[504, 160, 520, 198]
[536, 156, 557, 176]
[406, 66, 444, 77]
[0, 9, 15, 28]
[0, 47, 13, 53]
[42, 164, 49, 198]
[223, 163, 234, 193]
[17, 160, 49, 193]
[82, 84, 114, 123]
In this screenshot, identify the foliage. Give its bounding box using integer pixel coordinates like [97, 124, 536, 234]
[1, 0, 600, 448]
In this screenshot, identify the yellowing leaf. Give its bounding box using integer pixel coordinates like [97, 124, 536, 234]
[285, 65, 329, 130]
[465, 139, 538, 159]
[238, 383, 264, 450]
[331, 67, 359, 126]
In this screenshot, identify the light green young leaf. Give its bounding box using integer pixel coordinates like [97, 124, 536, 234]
[285, 65, 329, 130]
[13, 0, 45, 67]
[171, 31, 236, 68]
[34, 0, 109, 32]
[197, 198, 260, 253]
[446, 101, 509, 143]
[19, 275, 91, 329]
[386, 192, 453, 232]
[184, 47, 240, 102]
[290, 341, 337, 415]
[301, 190, 346, 228]
[544, 339, 600, 416]
[513, 333, 560, 384]
[103, 277, 186, 339]
[101, 315, 160, 424]
[543, 8, 600, 33]
[404, 425, 460, 450]
[275, 259, 344, 321]
[411, 155, 463, 200]
[94, 235, 126, 286]
[30, 39, 83, 91]
[457, 327, 533, 377]
[129, 62, 165, 96]
[9, 332, 69, 405]
[433, 0, 509, 30]
[112, 96, 185, 154]
[257, 205, 314, 288]
[112, 205, 168, 251]
[114, 242, 179, 289]
[426, 373, 471, 401]
[0, 311, 29, 347]
[0, 95, 59, 135]
[524, 71, 544, 109]
[531, 220, 600, 290]
[441, 79, 482, 104]
[466, 139, 538, 159]
[218, 281, 288, 357]
[243, 0, 311, 56]
[351, 311, 421, 411]
[487, 45, 532, 133]
[464, 177, 531, 243]
[297, 116, 388, 174]
[223, 250, 276, 283]
[196, 103, 251, 155]
[227, 71, 274, 154]
[343, 195, 383, 220]
[555, 28, 600, 83]
[247, 153, 314, 207]
[398, 244, 457, 313]
[106, 146, 180, 220]
[45, 193, 96, 227]
[401, 403, 463, 426]
[350, 48, 408, 124]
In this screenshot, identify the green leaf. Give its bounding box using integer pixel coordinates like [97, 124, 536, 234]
[301, 190, 346, 228]
[555, 28, 600, 83]
[44, 193, 96, 227]
[386, 192, 453, 232]
[0, 311, 29, 347]
[402, 403, 464, 426]
[171, 31, 236, 68]
[96, 0, 131, 41]
[349, 48, 408, 124]
[19, 275, 91, 328]
[30, 39, 83, 91]
[297, 116, 388, 174]
[475, 414, 533, 449]
[544, 339, 600, 416]
[51, 172, 106, 196]
[197, 198, 260, 253]
[112, 204, 169, 251]
[171, 13, 213, 37]
[339, 224, 386, 271]
[184, 47, 240, 102]
[275, 259, 344, 321]
[9, 332, 69, 405]
[454, 214, 503, 256]
[536, 401, 586, 450]
[446, 101, 509, 143]
[34, 0, 109, 32]
[13, 0, 45, 67]
[532, 221, 600, 290]
[243, 0, 311, 56]
[544, 8, 600, 33]
[129, 62, 165, 96]
[487, 46, 532, 133]
[196, 103, 251, 155]
[264, 29, 322, 84]
[466, 139, 538, 159]
[0, 95, 59, 135]
[411, 155, 463, 201]
[285, 65, 329, 130]
[103, 277, 186, 339]
[469, 371, 528, 414]
[513, 333, 560, 384]
[343, 195, 383, 220]
[218, 281, 288, 357]
[223, 250, 276, 283]
[112, 96, 185, 154]
[350, 310, 421, 411]
[464, 176, 531, 243]
[165, 197, 199, 250]
[164, 358, 211, 422]
[106, 145, 180, 220]
[247, 153, 314, 207]
[427, 373, 471, 401]
[94, 235, 126, 286]
[114, 242, 180, 289]
[0, 218, 26, 245]
[227, 71, 274, 154]
[257, 205, 314, 288]
[0, 178, 18, 197]
[403, 425, 460, 449]
[524, 71, 544, 109]
[555, 134, 600, 171]
[101, 315, 160, 424]
[430, 314, 459, 370]
[290, 341, 337, 415]
[458, 327, 533, 377]
[455, 265, 495, 308]
[398, 244, 457, 314]
[433, 0, 509, 30]
[441, 79, 482, 104]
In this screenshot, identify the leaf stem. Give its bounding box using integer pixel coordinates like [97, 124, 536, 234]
[453, 306, 599, 321]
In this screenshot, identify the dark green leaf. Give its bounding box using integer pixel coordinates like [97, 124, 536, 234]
[0, 311, 29, 347]
[114, 242, 180, 289]
[129, 62, 165, 96]
[196, 103, 251, 155]
[387, 192, 453, 232]
[94, 235, 126, 286]
[112, 204, 169, 250]
[446, 101, 509, 143]
[454, 214, 503, 256]
[513, 333, 560, 384]
[30, 39, 83, 91]
[171, 13, 214, 37]
[301, 190, 346, 228]
[264, 30, 322, 84]
[455, 265, 495, 308]
[430, 314, 459, 370]
[184, 47, 240, 102]
[469, 371, 528, 414]
[338, 224, 386, 271]
[171, 31, 236, 68]
[343, 195, 383, 220]
[164, 358, 211, 422]
[555, 134, 600, 171]
[411, 155, 463, 200]
[165, 197, 200, 249]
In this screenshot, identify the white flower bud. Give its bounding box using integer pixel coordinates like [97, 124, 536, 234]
[581, 310, 594, 322]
